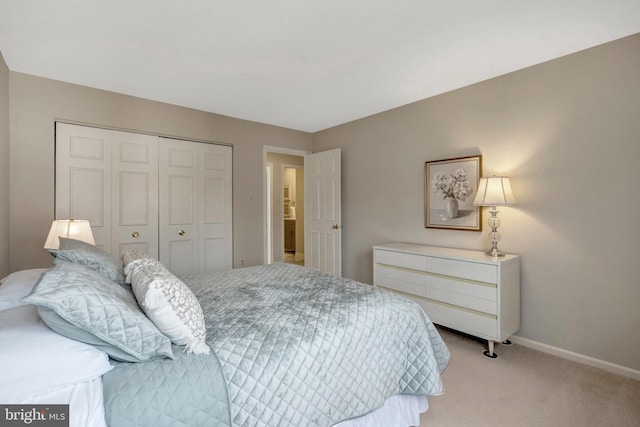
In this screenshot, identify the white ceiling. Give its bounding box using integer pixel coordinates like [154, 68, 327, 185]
[1, 1, 639, 132]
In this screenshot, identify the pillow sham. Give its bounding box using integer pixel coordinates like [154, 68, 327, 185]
[121, 249, 153, 284]
[122, 249, 153, 268]
[129, 260, 209, 355]
[21, 262, 174, 362]
[0, 268, 48, 311]
[36, 306, 158, 363]
[58, 236, 95, 250]
[0, 304, 113, 402]
[51, 237, 125, 286]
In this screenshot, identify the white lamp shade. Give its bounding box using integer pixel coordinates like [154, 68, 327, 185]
[44, 220, 95, 249]
[473, 176, 517, 206]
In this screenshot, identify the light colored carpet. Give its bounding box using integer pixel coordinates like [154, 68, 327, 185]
[421, 327, 640, 427]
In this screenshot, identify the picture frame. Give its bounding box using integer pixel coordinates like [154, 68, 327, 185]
[425, 155, 482, 231]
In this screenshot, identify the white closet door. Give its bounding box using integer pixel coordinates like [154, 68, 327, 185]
[55, 123, 112, 251]
[159, 138, 199, 276]
[198, 143, 233, 272]
[56, 124, 233, 276]
[159, 139, 233, 275]
[111, 131, 159, 258]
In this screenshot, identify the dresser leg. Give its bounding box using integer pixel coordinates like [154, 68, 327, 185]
[483, 340, 498, 359]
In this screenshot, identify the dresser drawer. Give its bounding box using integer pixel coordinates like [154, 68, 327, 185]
[374, 265, 426, 297]
[375, 249, 426, 271]
[426, 275, 497, 315]
[426, 257, 497, 284]
[420, 300, 498, 339]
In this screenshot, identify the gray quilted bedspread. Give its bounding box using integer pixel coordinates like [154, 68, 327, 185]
[103, 344, 231, 427]
[102, 263, 449, 427]
[190, 263, 449, 427]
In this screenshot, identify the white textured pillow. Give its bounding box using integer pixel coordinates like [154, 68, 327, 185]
[122, 249, 152, 267]
[130, 260, 209, 355]
[121, 250, 154, 284]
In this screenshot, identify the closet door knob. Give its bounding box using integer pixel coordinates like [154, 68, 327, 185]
[178, 229, 186, 236]
[131, 231, 139, 238]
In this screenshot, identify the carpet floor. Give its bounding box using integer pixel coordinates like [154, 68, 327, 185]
[420, 327, 640, 426]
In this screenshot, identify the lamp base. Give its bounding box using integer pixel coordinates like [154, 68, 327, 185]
[485, 206, 505, 258]
[485, 248, 505, 258]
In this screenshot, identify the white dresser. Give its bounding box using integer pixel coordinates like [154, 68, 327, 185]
[373, 243, 520, 357]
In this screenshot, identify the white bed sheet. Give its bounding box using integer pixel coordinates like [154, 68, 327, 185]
[0, 304, 113, 401]
[62, 387, 427, 427]
[336, 394, 429, 427]
[11, 377, 107, 427]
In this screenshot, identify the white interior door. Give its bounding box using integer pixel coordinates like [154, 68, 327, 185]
[304, 148, 341, 276]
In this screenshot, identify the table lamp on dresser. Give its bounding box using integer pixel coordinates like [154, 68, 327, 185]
[473, 176, 517, 257]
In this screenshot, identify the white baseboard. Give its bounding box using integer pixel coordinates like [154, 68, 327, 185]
[510, 335, 640, 381]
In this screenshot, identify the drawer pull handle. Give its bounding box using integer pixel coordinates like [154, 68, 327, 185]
[131, 231, 139, 238]
[178, 229, 186, 236]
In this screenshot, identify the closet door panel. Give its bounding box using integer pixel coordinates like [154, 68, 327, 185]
[203, 237, 226, 272]
[166, 240, 196, 278]
[168, 175, 194, 224]
[159, 139, 198, 276]
[69, 168, 105, 227]
[111, 131, 159, 259]
[118, 172, 149, 225]
[203, 177, 224, 223]
[56, 123, 112, 250]
[198, 144, 233, 272]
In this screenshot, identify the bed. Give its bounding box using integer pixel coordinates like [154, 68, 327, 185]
[0, 241, 450, 427]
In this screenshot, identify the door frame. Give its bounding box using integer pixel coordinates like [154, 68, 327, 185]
[265, 162, 273, 264]
[263, 145, 310, 264]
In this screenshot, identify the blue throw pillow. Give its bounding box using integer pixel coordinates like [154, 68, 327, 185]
[50, 237, 126, 286]
[21, 262, 173, 362]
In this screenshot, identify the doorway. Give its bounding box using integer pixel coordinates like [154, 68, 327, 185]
[282, 165, 304, 266]
[263, 146, 310, 265]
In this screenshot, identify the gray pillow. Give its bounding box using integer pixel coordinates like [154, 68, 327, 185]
[21, 262, 174, 362]
[58, 236, 95, 250]
[36, 306, 148, 362]
[51, 237, 126, 286]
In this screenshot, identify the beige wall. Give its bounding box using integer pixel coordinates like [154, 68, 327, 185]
[0, 52, 9, 277]
[8, 72, 312, 272]
[313, 34, 640, 371]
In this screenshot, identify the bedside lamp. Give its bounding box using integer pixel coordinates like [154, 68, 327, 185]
[473, 176, 517, 257]
[44, 219, 95, 250]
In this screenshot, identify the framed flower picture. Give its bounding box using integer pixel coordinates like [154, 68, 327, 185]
[425, 155, 482, 231]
